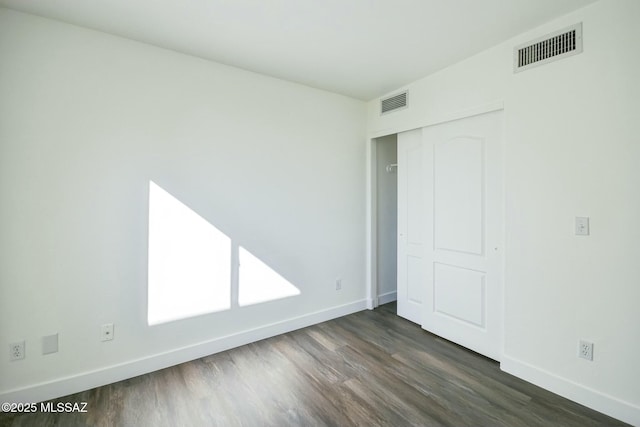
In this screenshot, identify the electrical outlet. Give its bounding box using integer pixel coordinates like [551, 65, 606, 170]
[101, 323, 114, 342]
[10, 341, 25, 361]
[335, 278, 342, 290]
[578, 340, 594, 361]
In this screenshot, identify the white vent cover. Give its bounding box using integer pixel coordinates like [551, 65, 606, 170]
[381, 91, 408, 115]
[514, 23, 583, 73]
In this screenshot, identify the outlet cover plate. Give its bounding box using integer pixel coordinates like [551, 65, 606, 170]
[579, 340, 594, 361]
[10, 341, 25, 361]
[575, 217, 590, 236]
[101, 323, 114, 341]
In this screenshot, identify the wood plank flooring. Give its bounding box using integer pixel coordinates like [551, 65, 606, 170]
[0, 303, 629, 426]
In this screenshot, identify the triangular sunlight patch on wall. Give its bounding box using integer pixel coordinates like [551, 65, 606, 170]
[148, 181, 231, 325]
[238, 247, 300, 307]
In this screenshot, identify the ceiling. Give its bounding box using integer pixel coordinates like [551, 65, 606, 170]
[0, 0, 597, 100]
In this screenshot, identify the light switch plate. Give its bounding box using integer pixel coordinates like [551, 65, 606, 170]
[42, 333, 59, 355]
[575, 217, 590, 236]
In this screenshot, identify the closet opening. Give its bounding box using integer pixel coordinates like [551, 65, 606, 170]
[368, 134, 398, 309]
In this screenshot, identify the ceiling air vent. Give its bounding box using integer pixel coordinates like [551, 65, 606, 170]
[381, 91, 408, 115]
[514, 23, 583, 73]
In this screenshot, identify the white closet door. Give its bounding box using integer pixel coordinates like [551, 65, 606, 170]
[397, 128, 425, 324]
[422, 110, 504, 361]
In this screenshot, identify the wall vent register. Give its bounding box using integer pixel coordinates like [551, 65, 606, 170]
[514, 23, 583, 73]
[380, 91, 408, 115]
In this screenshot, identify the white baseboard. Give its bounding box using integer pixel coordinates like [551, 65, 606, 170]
[1, 300, 367, 405]
[501, 355, 640, 426]
[377, 291, 397, 305]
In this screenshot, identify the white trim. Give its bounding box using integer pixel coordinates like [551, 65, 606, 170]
[377, 291, 397, 305]
[368, 101, 504, 139]
[501, 355, 640, 426]
[365, 298, 375, 310]
[0, 300, 367, 405]
[365, 138, 377, 309]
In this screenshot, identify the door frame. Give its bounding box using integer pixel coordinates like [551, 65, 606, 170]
[365, 101, 505, 312]
[366, 138, 378, 309]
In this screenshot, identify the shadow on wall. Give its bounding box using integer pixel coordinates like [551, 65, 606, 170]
[147, 181, 300, 326]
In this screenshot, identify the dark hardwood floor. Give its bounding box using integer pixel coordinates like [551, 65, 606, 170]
[0, 303, 628, 426]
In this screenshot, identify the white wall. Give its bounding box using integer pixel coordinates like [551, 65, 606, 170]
[0, 8, 366, 401]
[375, 135, 397, 304]
[367, 0, 640, 424]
